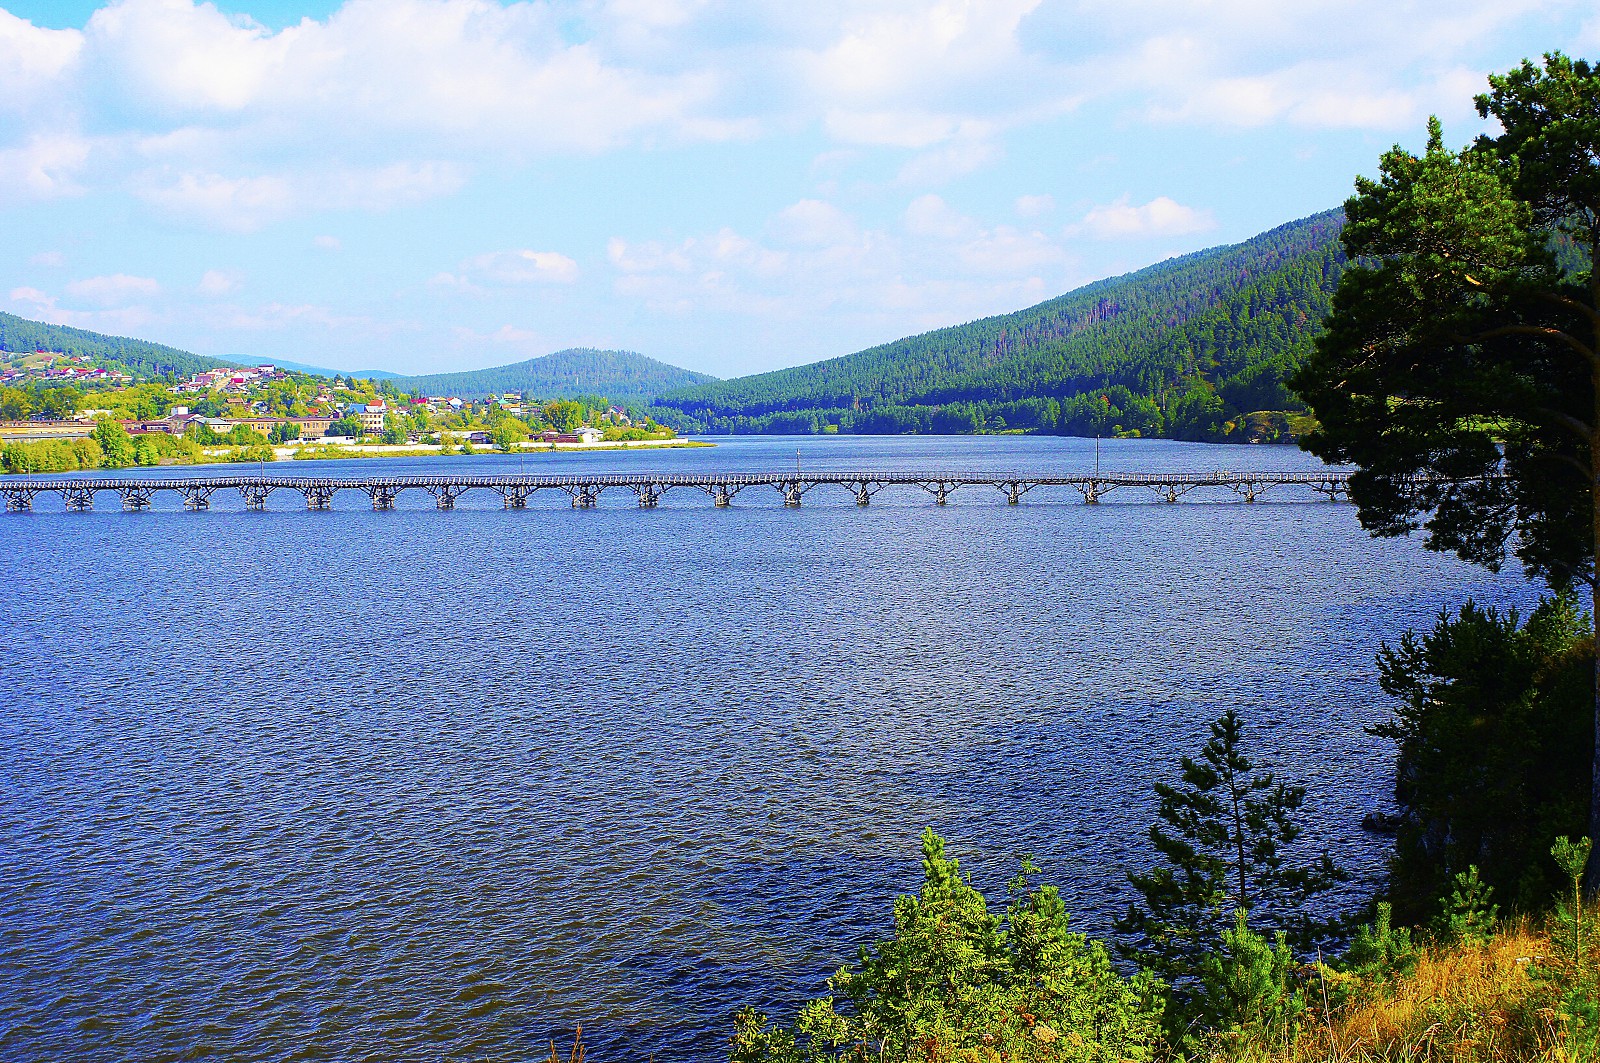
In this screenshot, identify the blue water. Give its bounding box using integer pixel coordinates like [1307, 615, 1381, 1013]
[0, 436, 1539, 1062]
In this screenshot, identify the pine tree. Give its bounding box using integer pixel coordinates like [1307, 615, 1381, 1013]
[1116, 711, 1344, 1027]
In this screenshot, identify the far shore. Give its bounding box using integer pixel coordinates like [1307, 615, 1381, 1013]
[253, 438, 715, 461]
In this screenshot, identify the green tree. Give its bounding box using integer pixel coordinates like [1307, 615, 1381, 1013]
[91, 417, 134, 468]
[329, 414, 364, 439]
[1116, 711, 1343, 1034]
[542, 399, 585, 433]
[1373, 595, 1592, 918]
[1290, 53, 1600, 886]
[490, 419, 528, 453]
[731, 830, 1164, 1063]
[1191, 910, 1302, 1052]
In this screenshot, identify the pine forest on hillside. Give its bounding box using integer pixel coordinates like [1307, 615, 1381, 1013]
[385, 348, 717, 403]
[0, 312, 234, 380]
[655, 209, 1346, 442]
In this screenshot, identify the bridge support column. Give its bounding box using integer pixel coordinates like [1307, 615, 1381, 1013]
[935, 483, 952, 506]
[635, 484, 662, 508]
[118, 487, 154, 511]
[712, 486, 735, 507]
[783, 482, 802, 507]
[63, 487, 95, 512]
[368, 486, 398, 510]
[1083, 483, 1102, 504]
[570, 485, 600, 508]
[4, 489, 36, 512]
[239, 485, 272, 510]
[179, 486, 213, 511]
[304, 486, 336, 510]
[500, 486, 530, 509]
[430, 486, 466, 510]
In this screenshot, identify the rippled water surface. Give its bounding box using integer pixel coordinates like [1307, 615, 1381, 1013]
[1, 436, 1539, 1062]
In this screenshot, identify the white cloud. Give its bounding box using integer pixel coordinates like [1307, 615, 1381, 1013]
[198, 269, 239, 295]
[903, 194, 974, 240]
[66, 273, 162, 304]
[134, 162, 465, 231]
[0, 133, 91, 199]
[29, 251, 66, 267]
[440, 249, 581, 290]
[0, 9, 82, 112]
[137, 171, 293, 232]
[1070, 195, 1215, 239]
[608, 194, 1072, 333]
[769, 199, 857, 247]
[313, 235, 342, 251]
[1015, 194, 1055, 217]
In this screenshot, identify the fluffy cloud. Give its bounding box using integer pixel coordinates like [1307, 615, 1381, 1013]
[0, 0, 1581, 233]
[608, 194, 1071, 337]
[1070, 195, 1215, 239]
[0, 9, 82, 112]
[198, 269, 239, 295]
[0, 134, 91, 200]
[435, 249, 581, 291]
[66, 273, 162, 304]
[1015, 194, 1054, 217]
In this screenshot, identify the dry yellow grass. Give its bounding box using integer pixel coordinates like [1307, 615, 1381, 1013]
[1205, 922, 1579, 1063]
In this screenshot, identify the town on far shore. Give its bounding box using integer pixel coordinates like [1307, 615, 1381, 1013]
[0, 352, 691, 474]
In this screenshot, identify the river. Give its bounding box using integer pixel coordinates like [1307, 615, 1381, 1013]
[0, 435, 1539, 1062]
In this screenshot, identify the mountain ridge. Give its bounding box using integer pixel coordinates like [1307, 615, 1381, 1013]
[384, 348, 717, 402]
[655, 208, 1346, 440]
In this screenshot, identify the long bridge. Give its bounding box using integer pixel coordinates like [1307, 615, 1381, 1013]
[0, 470, 1373, 512]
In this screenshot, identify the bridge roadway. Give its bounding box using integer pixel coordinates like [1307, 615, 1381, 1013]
[0, 469, 1369, 512]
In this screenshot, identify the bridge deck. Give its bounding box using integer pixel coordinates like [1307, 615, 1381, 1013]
[0, 468, 1464, 513]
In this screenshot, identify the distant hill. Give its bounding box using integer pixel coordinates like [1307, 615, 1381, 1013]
[388, 348, 716, 402]
[271, 359, 400, 380]
[0, 312, 234, 379]
[655, 209, 1346, 441]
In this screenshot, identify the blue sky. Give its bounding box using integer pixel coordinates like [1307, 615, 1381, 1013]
[1, 1, 1596, 377]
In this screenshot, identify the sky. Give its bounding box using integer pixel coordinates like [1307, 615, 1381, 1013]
[1, 1, 1596, 378]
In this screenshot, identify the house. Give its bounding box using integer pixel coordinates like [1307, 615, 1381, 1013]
[576, 426, 603, 443]
[347, 401, 388, 433]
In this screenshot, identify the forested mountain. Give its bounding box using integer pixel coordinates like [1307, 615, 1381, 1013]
[655, 209, 1346, 441]
[387, 348, 716, 401]
[0, 312, 233, 378]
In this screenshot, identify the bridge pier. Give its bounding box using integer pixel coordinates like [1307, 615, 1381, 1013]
[843, 480, 882, 506]
[62, 486, 95, 512]
[1228, 481, 1265, 503]
[633, 484, 667, 508]
[179, 485, 214, 511]
[1310, 481, 1346, 502]
[303, 485, 337, 510]
[563, 484, 602, 508]
[118, 487, 155, 511]
[4, 488, 38, 512]
[998, 481, 1035, 505]
[1149, 483, 1197, 504]
[499, 485, 531, 509]
[779, 480, 803, 507]
[239, 484, 273, 510]
[1075, 480, 1111, 504]
[367, 485, 398, 510]
[709, 485, 739, 507]
[428, 485, 467, 509]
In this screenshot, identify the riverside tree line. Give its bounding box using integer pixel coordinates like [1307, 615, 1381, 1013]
[722, 53, 1600, 1063]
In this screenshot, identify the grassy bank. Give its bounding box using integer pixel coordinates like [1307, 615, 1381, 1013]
[0, 433, 713, 474]
[1199, 920, 1591, 1063]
